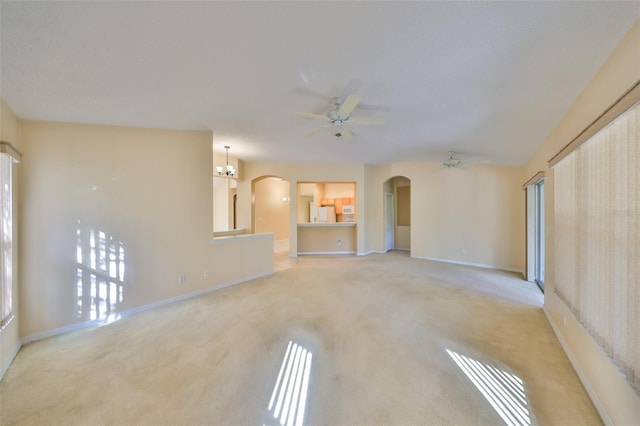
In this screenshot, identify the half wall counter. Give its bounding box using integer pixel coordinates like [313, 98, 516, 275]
[297, 223, 356, 255]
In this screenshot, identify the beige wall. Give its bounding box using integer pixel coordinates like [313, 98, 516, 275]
[524, 20, 640, 424]
[363, 164, 382, 252]
[396, 184, 410, 226]
[238, 162, 366, 256]
[324, 183, 355, 199]
[297, 225, 356, 253]
[366, 163, 524, 272]
[0, 98, 21, 377]
[1, 99, 19, 143]
[213, 177, 230, 232]
[254, 178, 290, 241]
[18, 121, 273, 337]
[237, 160, 523, 270]
[298, 183, 315, 196]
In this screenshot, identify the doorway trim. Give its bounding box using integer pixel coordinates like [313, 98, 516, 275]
[382, 176, 411, 255]
[384, 192, 394, 252]
[524, 171, 545, 290]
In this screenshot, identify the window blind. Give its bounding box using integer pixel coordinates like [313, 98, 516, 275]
[553, 100, 639, 393]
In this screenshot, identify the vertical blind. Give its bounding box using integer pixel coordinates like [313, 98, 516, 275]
[553, 100, 639, 393]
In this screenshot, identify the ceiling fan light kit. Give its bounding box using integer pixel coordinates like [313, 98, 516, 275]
[334, 127, 353, 142]
[443, 151, 462, 168]
[295, 93, 386, 141]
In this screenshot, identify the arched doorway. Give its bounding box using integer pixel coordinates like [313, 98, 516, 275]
[252, 176, 290, 254]
[383, 176, 411, 253]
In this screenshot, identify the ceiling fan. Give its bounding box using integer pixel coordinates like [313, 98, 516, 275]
[443, 151, 462, 168]
[440, 151, 490, 169]
[295, 95, 386, 142]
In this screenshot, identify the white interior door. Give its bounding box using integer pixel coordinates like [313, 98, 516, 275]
[384, 193, 394, 252]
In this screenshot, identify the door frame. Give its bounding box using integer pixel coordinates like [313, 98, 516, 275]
[384, 192, 394, 252]
[525, 175, 545, 290]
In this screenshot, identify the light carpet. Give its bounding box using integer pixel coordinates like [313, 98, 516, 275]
[0, 252, 600, 425]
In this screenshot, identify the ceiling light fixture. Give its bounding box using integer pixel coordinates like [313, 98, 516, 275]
[216, 145, 236, 177]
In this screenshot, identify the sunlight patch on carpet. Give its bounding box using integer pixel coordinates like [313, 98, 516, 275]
[266, 340, 313, 426]
[447, 349, 530, 426]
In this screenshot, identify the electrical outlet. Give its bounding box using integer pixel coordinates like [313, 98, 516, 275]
[178, 275, 186, 284]
[462, 249, 468, 255]
[337, 239, 342, 247]
[203, 271, 209, 278]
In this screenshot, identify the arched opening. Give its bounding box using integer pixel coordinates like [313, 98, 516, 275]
[383, 176, 411, 253]
[252, 176, 290, 254]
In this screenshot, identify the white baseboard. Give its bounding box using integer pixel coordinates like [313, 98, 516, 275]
[357, 250, 387, 256]
[20, 270, 273, 346]
[296, 250, 413, 257]
[543, 307, 611, 425]
[302, 250, 405, 256]
[0, 340, 22, 382]
[21, 318, 108, 345]
[297, 251, 356, 255]
[412, 255, 524, 275]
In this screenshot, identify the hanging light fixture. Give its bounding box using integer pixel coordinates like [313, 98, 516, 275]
[216, 145, 236, 177]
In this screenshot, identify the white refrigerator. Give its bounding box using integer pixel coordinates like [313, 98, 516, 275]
[310, 202, 336, 223]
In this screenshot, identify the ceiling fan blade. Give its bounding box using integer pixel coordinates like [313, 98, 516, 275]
[305, 126, 329, 137]
[337, 95, 361, 119]
[294, 112, 328, 120]
[348, 116, 386, 126]
[339, 127, 353, 142]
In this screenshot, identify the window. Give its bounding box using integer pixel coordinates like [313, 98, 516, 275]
[553, 98, 639, 393]
[0, 142, 20, 330]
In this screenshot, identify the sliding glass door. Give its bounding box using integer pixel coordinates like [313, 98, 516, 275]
[534, 181, 545, 290]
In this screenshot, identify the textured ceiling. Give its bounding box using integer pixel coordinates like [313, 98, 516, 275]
[1, 1, 638, 165]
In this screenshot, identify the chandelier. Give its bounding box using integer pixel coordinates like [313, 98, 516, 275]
[216, 145, 236, 177]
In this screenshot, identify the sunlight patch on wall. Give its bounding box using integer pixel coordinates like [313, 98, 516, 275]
[266, 340, 313, 426]
[76, 220, 125, 321]
[447, 349, 530, 426]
